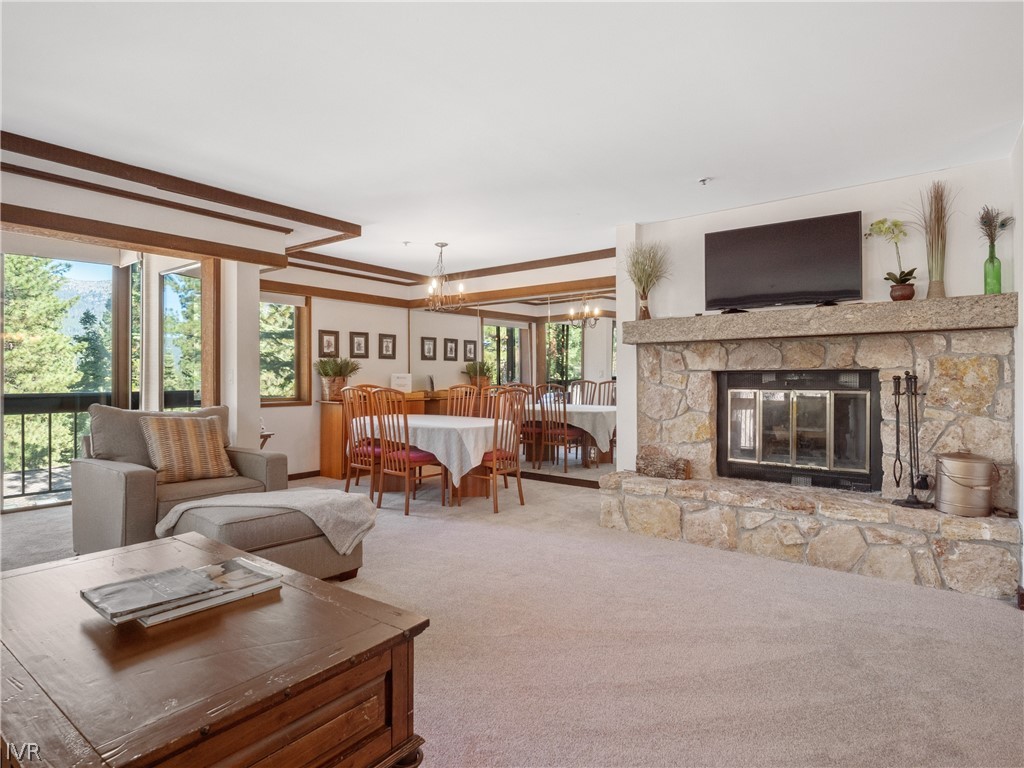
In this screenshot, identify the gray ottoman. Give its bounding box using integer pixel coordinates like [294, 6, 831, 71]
[169, 502, 362, 580]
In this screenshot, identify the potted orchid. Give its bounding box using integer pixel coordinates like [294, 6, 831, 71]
[865, 218, 915, 301]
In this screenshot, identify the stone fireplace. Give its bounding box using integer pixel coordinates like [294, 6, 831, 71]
[603, 294, 1021, 599]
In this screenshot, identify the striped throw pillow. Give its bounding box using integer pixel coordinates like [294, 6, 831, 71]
[138, 416, 238, 484]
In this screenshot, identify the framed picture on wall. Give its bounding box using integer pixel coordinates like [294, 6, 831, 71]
[464, 340, 477, 362]
[350, 331, 369, 359]
[421, 336, 437, 361]
[443, 338, 458, 361]
[379, 333, 397, 360]
[318, 330, 339, 358]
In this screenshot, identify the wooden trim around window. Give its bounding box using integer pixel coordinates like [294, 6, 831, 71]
[200, 258, 221, 406]
[1, 204, 288, 268]
[260, 296, 312, 407]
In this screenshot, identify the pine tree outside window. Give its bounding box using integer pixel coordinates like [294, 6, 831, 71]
[259, 294, 310, 405]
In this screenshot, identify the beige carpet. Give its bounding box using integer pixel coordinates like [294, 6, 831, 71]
[3, 477, 1023, 767]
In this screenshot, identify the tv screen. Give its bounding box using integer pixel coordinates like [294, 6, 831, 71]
[705, 211, 863, 311]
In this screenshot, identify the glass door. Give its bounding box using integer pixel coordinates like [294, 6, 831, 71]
[759, 390, 791, 465]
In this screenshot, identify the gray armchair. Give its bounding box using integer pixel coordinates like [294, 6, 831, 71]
[71, 405, 287, 555]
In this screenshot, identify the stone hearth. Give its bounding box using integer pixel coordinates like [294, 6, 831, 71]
[614, 294, 1021, 599]
[600, 472, 1020, 598]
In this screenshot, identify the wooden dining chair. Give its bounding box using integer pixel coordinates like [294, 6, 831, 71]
[371, 387, 445, 515]
[340, 386, 378, 496]
[595, 380, 616, 406]
[507, 384, 539, 461]
[447, 384, 477, 417]
[479, 385, 506, 418]
[595, 380, 617, 462]
[538, 386, 584, 473]
[355, 384, 379, 392]
[473, 388, 526, 514]
[567, 379, 597, 405]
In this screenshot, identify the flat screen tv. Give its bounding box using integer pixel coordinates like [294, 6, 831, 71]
[705, 211, 862, 311]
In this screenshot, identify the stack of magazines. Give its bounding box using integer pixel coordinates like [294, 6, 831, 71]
[81, 557, 283, 627]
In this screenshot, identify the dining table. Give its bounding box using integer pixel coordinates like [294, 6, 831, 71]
[531, 403, 617, 453]
[367, 414, 502, 488]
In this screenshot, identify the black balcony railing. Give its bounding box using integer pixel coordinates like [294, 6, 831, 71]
[2, 390, 200, 505]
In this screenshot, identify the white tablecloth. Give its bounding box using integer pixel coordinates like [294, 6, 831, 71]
[532, 404, 617, 452]
[368, 414, 497, 487]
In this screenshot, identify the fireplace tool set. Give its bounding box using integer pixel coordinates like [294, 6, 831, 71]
[891, 372, 933, 509]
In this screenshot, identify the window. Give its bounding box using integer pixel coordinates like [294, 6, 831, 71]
[2, 254, 114, 506]
[259, 295, 310, 404]
[161, 271, 202, 410]
[545, 322, 582, 385]
[482, 324, 522, 384]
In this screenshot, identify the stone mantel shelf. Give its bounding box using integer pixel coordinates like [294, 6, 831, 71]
[622, 293, 1018, 345]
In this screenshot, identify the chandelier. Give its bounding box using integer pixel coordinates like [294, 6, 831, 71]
[426, 242, 465, 312]
[568, 295, 601, 329]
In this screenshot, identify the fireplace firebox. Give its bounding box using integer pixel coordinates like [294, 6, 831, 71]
[716, 370, 882, 492]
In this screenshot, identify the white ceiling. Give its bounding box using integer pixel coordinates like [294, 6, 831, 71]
[2, 2, 1021, 274]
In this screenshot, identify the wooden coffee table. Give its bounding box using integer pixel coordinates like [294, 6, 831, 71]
[1, 532, 428, 768]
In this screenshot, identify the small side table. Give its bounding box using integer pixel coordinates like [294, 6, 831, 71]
[259, 431, 275, 449]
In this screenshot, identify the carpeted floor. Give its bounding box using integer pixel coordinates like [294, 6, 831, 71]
[3, 477, 1023, 767]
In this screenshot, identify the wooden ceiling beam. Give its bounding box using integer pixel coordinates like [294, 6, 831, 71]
[2, 132, 360, 237]
[1, 204, 287, 268]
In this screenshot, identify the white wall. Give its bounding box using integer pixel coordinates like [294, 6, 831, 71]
[1011, 127, 1023, 584]
[220, 260, 261, 447]
[617, 156, 1020, 472]
[408, 309, 481, 391]
[583, 317, 614, 382]
[616, 223, 640, 471]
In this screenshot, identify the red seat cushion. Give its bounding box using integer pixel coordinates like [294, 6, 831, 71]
[352, 445, 382, 460]
[386, 448, 438, 465]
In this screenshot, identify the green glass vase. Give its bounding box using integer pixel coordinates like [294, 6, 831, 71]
[984, 243, 1001, 295]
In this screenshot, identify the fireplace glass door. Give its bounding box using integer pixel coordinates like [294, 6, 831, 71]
[727, 387, 869, 475]
[760, 391, 791, 465]
[794, 391, 828, 468]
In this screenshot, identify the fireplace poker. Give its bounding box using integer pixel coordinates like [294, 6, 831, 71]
[893, 371, 933, 509]
[891, 375, 903, 488]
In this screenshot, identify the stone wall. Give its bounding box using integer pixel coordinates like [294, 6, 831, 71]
[600, 472, 1021, 599]
[636, 328, 1017, 511]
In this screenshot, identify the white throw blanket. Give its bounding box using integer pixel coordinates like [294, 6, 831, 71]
[157, 488, 376, 556]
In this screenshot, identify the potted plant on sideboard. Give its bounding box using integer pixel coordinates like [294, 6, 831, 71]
[865, 218, 916, 301]
[464, 361, 494, 390]
[315, 357, 361, 401]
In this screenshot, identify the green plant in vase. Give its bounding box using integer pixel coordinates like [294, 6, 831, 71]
[464, 361, 494, 389]
[314, 357, 361, 400]
[865, 218, 915, 301]
[977, 205, 1015, 295]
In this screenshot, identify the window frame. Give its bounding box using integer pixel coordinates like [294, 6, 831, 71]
[259, 294, 311, 407]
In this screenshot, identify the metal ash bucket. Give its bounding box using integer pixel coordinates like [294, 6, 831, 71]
[935, 452, 995, 517]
